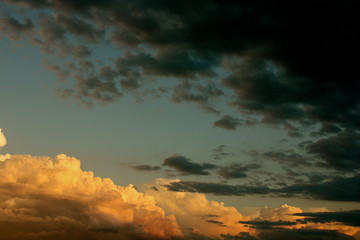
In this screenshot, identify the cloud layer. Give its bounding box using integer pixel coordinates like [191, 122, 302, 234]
[0, 154, 359, 239]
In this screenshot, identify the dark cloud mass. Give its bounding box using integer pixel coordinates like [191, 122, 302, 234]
[163, 155, 217, 176]
[2, 0, 359, 134]
[166, 174, 360, 201]
[294, 210, 360, 227]
[306, 130, 360, 170]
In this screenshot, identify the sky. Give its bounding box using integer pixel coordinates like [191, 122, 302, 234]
[0, 0, 359, 239]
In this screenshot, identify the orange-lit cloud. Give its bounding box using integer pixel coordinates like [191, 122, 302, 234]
[0, 154, 181, 239]
[142, 178, 252, 237]
[0, 154, 359, 240]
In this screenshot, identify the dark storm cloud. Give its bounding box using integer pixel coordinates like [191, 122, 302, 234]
[294, 210, 360, 227]
[306, 130, 360, 170]
[2, 1, 360, 136]
[2, 0, 360, 177]
[165, 174, 360, 201]
[213, 115, 240, 130]
[218, 162, 261, 180]
[132, 165, 161, 171]
[163, 155, 217, 176]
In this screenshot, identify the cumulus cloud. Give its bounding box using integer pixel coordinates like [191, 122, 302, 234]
[142, 178, 250, 237]
[0, 154, 182, 239]
[257, 205, 302, 222]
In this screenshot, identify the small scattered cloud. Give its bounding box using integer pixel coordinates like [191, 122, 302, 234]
[218, 162, 261, 180]
[211, 145, 234, 160]
[213, 115, 241, 130]
[163, 155, 217, 176]
[132, 164, 161, 171]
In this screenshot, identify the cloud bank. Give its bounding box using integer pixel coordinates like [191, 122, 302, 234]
[0, 154, 359, 239]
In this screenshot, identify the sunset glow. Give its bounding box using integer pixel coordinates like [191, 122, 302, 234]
[1, 1, 359, 239]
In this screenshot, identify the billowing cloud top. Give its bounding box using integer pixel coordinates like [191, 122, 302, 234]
[0, 154, 182, 239]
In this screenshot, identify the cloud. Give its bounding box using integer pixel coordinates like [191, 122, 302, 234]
[165, 174, 360, 201]
[213, 115, 241, 131]
[211, 145, 233, 160]
[306, 130, 360, 170]
[261, 150, 310, 167]
[163, 155, 217, 176]
[132, 164, 161, 171]
[165, 181, 270, 196]
[142, 178, 249, 237]
[257, 205, 302, 222]
[238, 220, 297, 229]
[255, 228, 356, 240]
[2, 1, 359, 138]
[217, 163, 261, 180]
[294, 210, 360, 227]
[172, 80, 223, 114]
[0, 154, 358, 239]
[0, 17, 33, 40]
[0, 154, 182, 239]
[0, 128, 7, 148]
